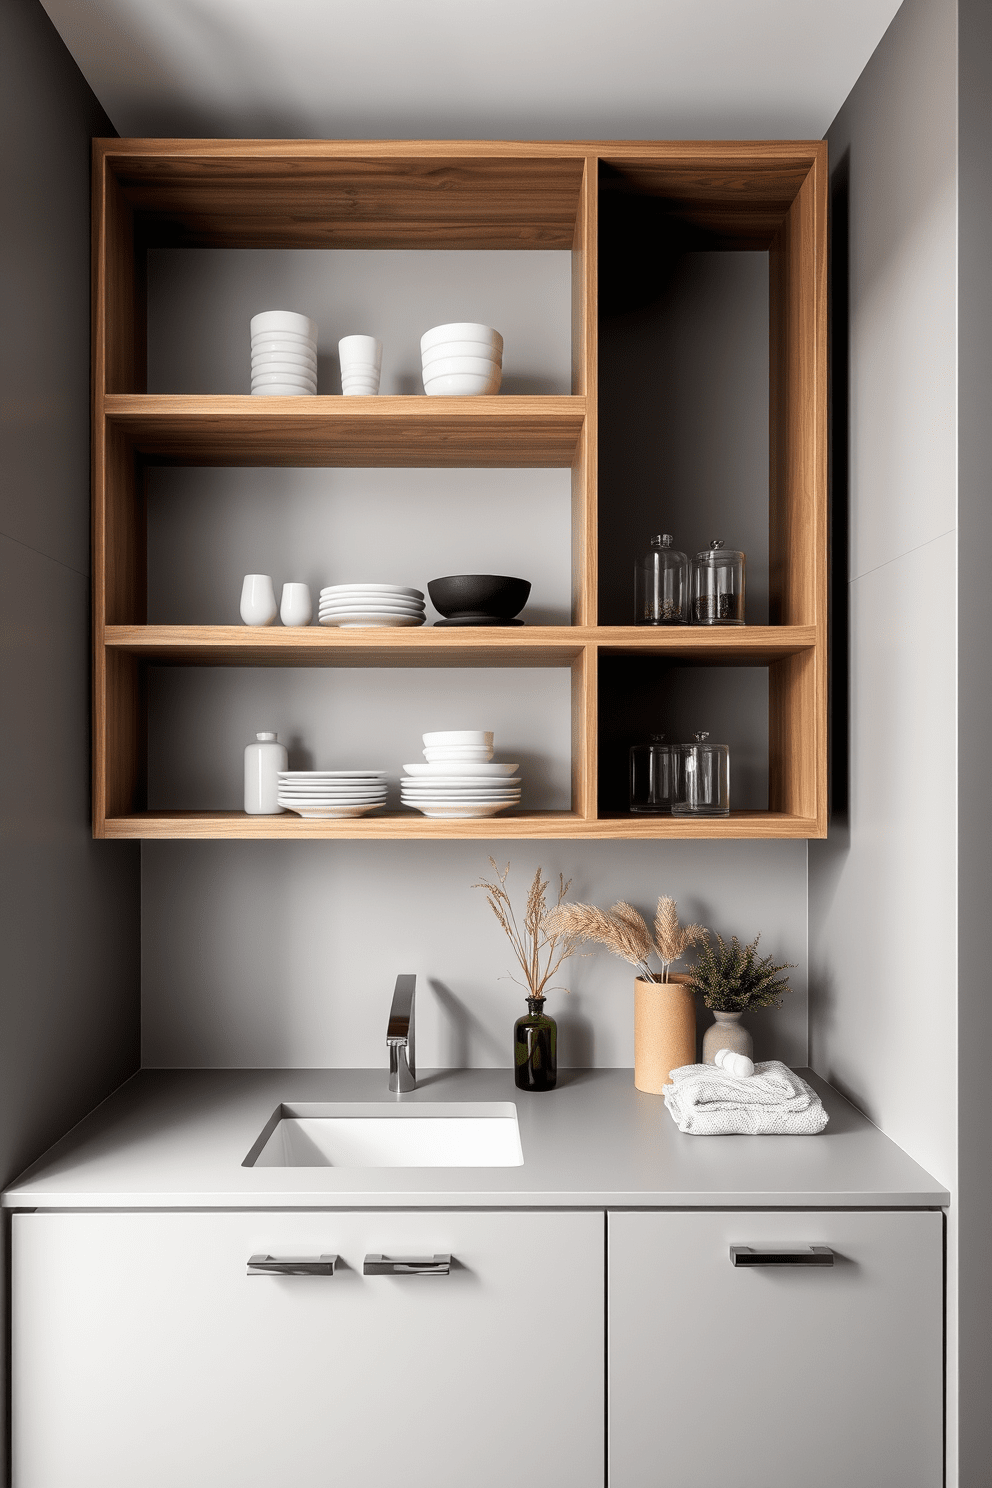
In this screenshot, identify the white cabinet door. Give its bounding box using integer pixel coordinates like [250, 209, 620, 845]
[13, 1209, 603, 1488]
[608, 1209, 942, 1488]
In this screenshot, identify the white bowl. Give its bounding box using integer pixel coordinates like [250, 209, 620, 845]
[251, 310, 317, 339]
[340, 358, 381, 375]
[252, 366, 316, 384]
[424, 371, 501, 397]
[252, 376, 317, 392]
[423, 749, 494, 763]
[421, 341, 501, 369]
[251, 333, 317, 354]
[251, 385, 317, 397]
[421, 355, 503, 380]
[423, 730, 494, 746]
[252, 349, 317, 368]
[403, 762, 518, 776]
[421, 323, 503, 355]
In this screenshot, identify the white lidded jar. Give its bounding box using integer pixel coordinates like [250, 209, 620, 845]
[244, 731, 287, 814]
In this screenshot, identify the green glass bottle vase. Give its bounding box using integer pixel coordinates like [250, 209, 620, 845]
[514, 996, 557, 1092]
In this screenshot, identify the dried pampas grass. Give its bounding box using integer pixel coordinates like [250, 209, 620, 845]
[544, 895, 707, 983]
[474, 858, 583, 999]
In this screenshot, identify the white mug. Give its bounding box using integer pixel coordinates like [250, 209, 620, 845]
[339, 335, 382, 395]
[280, 582, 312, 627]
[240, 574, 278, 626]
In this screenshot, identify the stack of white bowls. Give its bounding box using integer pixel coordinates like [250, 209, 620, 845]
[318, 584, 426, 628]
[421, 323, 503, 397]
[339, 335, 382, 396]
[277, 770, 387, 819]
[401, 732, 522, 818]
[251, 311, 318, 396]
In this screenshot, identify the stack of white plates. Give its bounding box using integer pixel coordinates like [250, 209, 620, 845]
[277, 771, 388, 819]
[318, 584, 426, 629]
[401, 732, 521, 818]
[421, 323, 502, 397]
[251, 310, 318, 397]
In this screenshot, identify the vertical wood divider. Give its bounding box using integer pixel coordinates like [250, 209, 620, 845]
[768, 142, 827, 832]
[571, 155, 599, 628]
[571, 645, 598, 820]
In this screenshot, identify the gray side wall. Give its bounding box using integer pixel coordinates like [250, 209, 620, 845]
[0, 0, 140, 1470]
[956, 1, 992, 1481]
[810, 0, 959, 1472]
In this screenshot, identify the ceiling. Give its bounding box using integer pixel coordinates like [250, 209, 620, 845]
[41, 0, 903, 141]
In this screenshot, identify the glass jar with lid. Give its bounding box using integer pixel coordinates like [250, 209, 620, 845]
[690, 539, 745, 625]
[671, 732, 730, 817]
[634, 534, 688, 625]
[629, 734, 680, 814]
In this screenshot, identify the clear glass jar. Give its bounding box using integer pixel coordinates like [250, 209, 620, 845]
[690, 539, 745, 625]
[629, 735, 680, 814]
[672, 731, 730, 817]
[634, 534, 688, 625]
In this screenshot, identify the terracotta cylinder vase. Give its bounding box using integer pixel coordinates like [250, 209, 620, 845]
[634, 974, 697, 1094]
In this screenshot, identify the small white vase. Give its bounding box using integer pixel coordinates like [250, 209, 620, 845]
[280, 582, 312, 626]
[240, 574, 277, 626]
[701, 1010, 753, 1065]
[244, 732, 287, 814]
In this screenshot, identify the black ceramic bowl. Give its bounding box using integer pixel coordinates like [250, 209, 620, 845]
[428, 574, 531, 624]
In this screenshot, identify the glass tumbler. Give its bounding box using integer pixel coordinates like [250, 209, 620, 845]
[629, 735, 680, 813]
[635, 534, 688, 624]
[690, 539, 745, 625]
[672, 732, 731, 817]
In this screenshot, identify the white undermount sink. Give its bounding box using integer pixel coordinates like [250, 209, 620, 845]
[244, 1102, 524, 1168]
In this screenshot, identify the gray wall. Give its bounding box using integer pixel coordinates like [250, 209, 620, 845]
[0, 0, 140, 1472]
[810, 0, 959, 1472]
[956, 1, 992, 1481]
[140, 227, 804, 1068]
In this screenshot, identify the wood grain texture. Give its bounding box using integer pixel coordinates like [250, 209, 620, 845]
[570, 157, 598, 625]
[570, 648, 598, 819]
[103, 625, 816, 665]
[768, 648, 823, 830]
[96, 141, 586, 249]
[104, 395, 585, 468]
[100, 810, 819, 840]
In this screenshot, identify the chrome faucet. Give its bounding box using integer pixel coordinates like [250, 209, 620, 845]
[387, 974, 417, 1094]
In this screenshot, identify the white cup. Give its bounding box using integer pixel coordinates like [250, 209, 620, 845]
[339, 335, 382, 395]
[240, 574, 278, 626]
[280, 582, 313, 627]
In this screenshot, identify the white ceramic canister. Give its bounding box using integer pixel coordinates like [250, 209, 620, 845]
[244, 731, 288, 814]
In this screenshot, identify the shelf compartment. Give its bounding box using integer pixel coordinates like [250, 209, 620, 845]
[103, 395, 586, 468]
[101, 810, 817, 841]
[596, 627, 815, 662]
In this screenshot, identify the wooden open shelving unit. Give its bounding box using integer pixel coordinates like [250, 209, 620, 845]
[92, 138, 827, 840]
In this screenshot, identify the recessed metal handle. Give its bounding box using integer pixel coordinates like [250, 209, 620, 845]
[730, 1246, 834, 1267]
[363, 1253, 451, 1276]
[247, 1253, 338, 1276]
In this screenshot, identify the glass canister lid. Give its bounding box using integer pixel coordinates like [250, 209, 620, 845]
[695, 538, 743, 565]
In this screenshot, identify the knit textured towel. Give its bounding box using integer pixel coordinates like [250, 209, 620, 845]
[663, 1060, 829, 1136]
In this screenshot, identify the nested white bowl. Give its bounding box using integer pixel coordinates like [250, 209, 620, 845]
[424, 371, 501, 397]
[252, 361, 318, 380]
[251, 335, 317, 357]
[403, 762, 518, 777]
[251, 384, 317, 397]
[321, 583, 424, 599]
[251, 310, 317, 339]
[421, 355, 502, 380]
[253, 378, 317, 394]
[421, 341, 501, 370]
[341, 382, 381, 395]
[252, 348, 317, 367]
[421, 323, 503, 355]
[423, 730, 494, 746]
[423, 748, 494, 763]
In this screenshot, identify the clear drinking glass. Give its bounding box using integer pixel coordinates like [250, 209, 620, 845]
[671, 731, 731, 817]
[635, 534, 688, 624]
[690, 539, 745, 625]
[629, 735, 680, 813]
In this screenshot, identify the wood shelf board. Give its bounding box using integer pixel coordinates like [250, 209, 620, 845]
[102, 395, 586, 467]
[103, 626, 588, 667]
[98, 142, 589, 249]
[595, 626, 817, 661]
[99, 809, 822, 840]
[101, 625, 818, 667]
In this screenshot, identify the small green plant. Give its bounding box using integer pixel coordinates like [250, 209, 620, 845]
[687, 933, 795, 1012]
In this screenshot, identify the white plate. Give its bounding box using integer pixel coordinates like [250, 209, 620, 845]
[279, 771, 387, 779]
[405, 803, 515, 818]
[280, 796, 387, 804]
[282, 804, 385, 819]
[319, 601, 424, 613]
[320, 584, 424, 599]
[320, 614, 425, 628]
[403, 762, 518, 777]
[401, 781, 520, 791]
[401, 791, 521, 800]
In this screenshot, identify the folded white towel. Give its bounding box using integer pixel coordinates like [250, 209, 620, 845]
[663, 1060, 829, 1136]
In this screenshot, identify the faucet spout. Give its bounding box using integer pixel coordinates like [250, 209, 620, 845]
[387, 974, 417, 1094]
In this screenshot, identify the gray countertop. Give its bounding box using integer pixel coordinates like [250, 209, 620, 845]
[2, 1068, 948, 1210]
